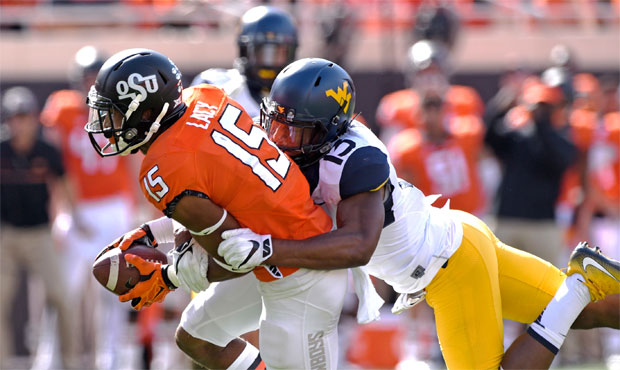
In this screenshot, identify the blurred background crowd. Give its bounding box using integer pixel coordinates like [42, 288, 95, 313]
[0, 0, 618, 369]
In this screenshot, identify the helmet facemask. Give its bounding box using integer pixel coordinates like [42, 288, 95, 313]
[261, 97, 330, 165]
[262, 97, 352, 167]
[85, 86, 168, 157]
[241, 40, 296, 90]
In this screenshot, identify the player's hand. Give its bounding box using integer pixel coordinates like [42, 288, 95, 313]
[119, 254, 176, 310]
[218, 228, 273, 272]
[95, 225, 156, 262]
[391, 291, 426, 315]
[170, 238, 210, 293]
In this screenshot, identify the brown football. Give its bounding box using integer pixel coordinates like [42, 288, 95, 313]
[92, 243, 168, 296]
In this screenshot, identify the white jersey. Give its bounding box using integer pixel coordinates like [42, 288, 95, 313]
[191, 68, 261, 118]
[306, 121, 464, 293]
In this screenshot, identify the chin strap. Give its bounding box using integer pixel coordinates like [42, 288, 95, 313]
[121, 102, 169, 155]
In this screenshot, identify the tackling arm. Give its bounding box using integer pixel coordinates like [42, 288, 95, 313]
[220, 188, 386, 270]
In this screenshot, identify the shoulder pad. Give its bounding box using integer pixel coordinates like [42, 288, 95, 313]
[339, 146, 390, 199]
[191, 68, 245, 93]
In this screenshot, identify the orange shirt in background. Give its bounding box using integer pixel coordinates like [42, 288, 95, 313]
[41, 89, 135, 202]
[376, 85, 484, 132]
[388, 113, 486, 215]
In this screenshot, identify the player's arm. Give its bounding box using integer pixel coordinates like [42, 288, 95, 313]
[271, 188, 385, 269]
[219, 146, 389, 270]
[219, 188, 385, 270]
[171, 194, 248, 282]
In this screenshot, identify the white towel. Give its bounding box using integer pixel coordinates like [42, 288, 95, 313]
[351, 266, 384, 324]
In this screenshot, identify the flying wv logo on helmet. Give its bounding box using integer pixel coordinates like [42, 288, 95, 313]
[325, 81, 351, 114]
[116, 73, 159, 102]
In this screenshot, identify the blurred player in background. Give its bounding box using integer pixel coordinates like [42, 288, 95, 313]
[375, 6, 483, 145]
[484, 73, 578, 267]
[191, 5, 297, 117]
[218, 58, 620, 370]
[569, 75, 620, 366]
[40, 45, 140, 370]
[84, 48, 351, 370]
[387, 84, 486, 217]
[0, 87, 78, 369]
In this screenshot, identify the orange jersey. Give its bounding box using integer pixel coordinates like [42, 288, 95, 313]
[376, 85, 484, 131]
[139, 85, 332, 282]
[40, 89, 135, 201]
[387, 114, 486, 215]
[556, 108, 600, 209]
[590, 112, 620, 205]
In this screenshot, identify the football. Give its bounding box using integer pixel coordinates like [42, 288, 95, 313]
[92, 243, 168, 296]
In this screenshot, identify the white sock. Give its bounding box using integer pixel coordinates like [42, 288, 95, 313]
[528, 273, 591, 354]
[227, 342, 261, 370]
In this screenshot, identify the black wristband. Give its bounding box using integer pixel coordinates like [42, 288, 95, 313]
[139, 224, 157, 247]
[161, 265, 178, 290]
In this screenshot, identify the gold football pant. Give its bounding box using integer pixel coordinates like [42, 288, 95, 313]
[425, 210, 566, 370]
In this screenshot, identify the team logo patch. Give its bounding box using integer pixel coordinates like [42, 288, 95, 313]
[265, 265, 283, 279]
[411, 265, 425, 279]
[325, 81, 351, 113]
[116, 73, 159, 101]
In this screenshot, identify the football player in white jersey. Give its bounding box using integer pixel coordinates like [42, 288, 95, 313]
[218, 58, 620, 369]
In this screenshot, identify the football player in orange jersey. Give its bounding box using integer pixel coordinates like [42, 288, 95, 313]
[40, 45, 143, 370]
[84, 48, 350, 370]
[375, 39, 483, 144]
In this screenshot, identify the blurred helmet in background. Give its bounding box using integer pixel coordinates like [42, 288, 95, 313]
[85, 48, 185, 157]
[235, 6, 298, 92]
[69, 45, 106, 93]
[549, 44, 577, 73]
[406, 39, 451, 97]
[541, 66, 574, 105]
[262, 58, 355, 167]
[2, 86, 38, 119]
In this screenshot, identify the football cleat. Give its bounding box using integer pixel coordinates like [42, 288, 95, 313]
[567, 241, 620, 302]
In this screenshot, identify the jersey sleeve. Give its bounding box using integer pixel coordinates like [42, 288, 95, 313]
[40, 91, 64, 128]
[39, 90, 82, 130]
[387, 128, 422, 174]
[140, 151, 205, 217]
[339, 146, 390, 199]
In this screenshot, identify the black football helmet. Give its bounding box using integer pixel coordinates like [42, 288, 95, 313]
[261, 58, 356, 167]
[85, 48, 186, 157]
[236, 6, 298, 92]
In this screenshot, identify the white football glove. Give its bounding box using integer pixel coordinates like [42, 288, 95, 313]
[168, 238, 210, 293]
[391, 291, 426, 315]
[218, 228, 273, 272]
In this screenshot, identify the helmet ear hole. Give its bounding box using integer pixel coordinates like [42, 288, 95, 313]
[141, 108, 153, 121]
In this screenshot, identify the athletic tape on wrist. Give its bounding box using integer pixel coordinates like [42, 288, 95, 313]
[190, 209, 227, 236]
[146, 216, 175, 245]
[163, 265, 180, 289]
